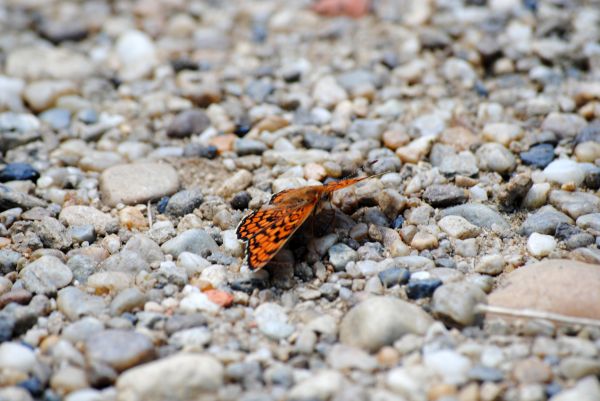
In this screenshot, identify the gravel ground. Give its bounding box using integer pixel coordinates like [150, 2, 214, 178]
[1, 0, 600, 400]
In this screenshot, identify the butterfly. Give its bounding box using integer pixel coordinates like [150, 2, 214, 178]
[236, 175, 375, 270]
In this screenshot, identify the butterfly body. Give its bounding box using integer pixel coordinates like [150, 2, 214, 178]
[236, 176, 370, 270]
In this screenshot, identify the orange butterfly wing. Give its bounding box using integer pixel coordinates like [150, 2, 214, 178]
[237, 175, 375, 270]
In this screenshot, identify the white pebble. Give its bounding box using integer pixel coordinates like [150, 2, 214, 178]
[543, 159, 585, 186]
[527, 233, 557, 257]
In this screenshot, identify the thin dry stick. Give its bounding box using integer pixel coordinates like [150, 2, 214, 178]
[478, 304, 600, 328]
[147, 201, 153, 229]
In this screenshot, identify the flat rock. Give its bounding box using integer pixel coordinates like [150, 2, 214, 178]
[6, 47, 94, 80]
[488, 259, 600, 320]
[84, 329, 155, 372]
[116, 353, 223, 401]
[19, 256, 72, 295]
[549, 190, 600, 219]
[59, 206, 118, 235]
[161, 229, 218, 258]
[57, 287, 106, 320]
[441, 204, 510, 230]
[339, 296, 433, 352]
[100, 163, 179, 207]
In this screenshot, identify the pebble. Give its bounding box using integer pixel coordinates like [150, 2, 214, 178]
[438, 215, 480, 239]
[339, 296, 433, 352]
[0, 341, 36, 372]
[217, 170, 253, 198]
[476, 143, 516, 174]
[115, 30, 158, 81]
[378, 267, 410, 288]
[549, 190, 600, 219]
[406, 278, 443, 299]
[527, 233, 557, 257]
[166, 109, 210, 138]
[161, 229, 218, 258]
[424, 349, 472, 385]
[475, 255, 505, 276]
[116, 353, 223, 401]
[59, 206, 118, 235]
[165, 190, 203, 216]
[559, 357, 600, 380]
[110, 288, 147, 316]
[327, 243, 357, 271]
[550, 376, 600, 401]
[327, 344, 377, 371]
[288, 370, 343, 401]
[254, 303, 294, 340]
[0, 163, 40, 182]
[543, 160, 586, 186]
[441, 204, 510, 230]
[20, 255, 73, 295]
[84, 329, 154, 372]
[488, 259, 600, 320]
[541, 112, 587, 139]
[423, 184, 468, 207]
[99, 163, 180, 207]
[520, 144, 555, 168]
[57, 287, 105, 320]
[482, 123, 522, 146]
[431, 281, 486, 327]
[6, 47, 94, 80]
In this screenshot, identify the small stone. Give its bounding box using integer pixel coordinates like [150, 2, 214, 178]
[559, 357, 600, 380]
[116, 353, 223, 401]
[289, 370, 343, 401]
[541, 112, 587, 139]
[523, 183, 552, 209]
[527, 232, 556, 258]
[432, 282, 487, 327]
[476, 143, 516, 174]
[438, 215, 480, 239]
[340, 296, 433, 352]
[34, 216, 72, 250]
[396, 135, 436, 164]
[161, 229, 218, 258]
[406, 278, 443, 299]
[85, 329, 154, 372]
[119, 207, 148, 230]
[204, 290, 233, 308]
[574, 141, 600, 163]
[217, 170, 253, 198]
[169, 327, 211, 350]
[544, 160, 586, 186]
[254, 303, 294, 340]
[475, 255, 505, 276]
[110, 288, 147, 316]
[59, 206, 119, 235]
[69, 225, 96, 244]
[165, 190, 203, 216]
[0, 163, 40, 182]
[410, 231, 438, 250]
[115, 30, 157, 81]
[100, 163, 180, 207]
[327, 243, 357, 271]
[441, 204, 510, 230]
[20, 256, 72, 295]
[549, 190, 600, 219]
[167, 109, 210, 138]
[424, 350, 472, 385]
[520, 144, 555, 168]
[6, 47, 94, 80]
[327, 344, 377, 371]
[230, 192, 250, 210]
[378, 267, 410, 288]
[423, 184, 468, 207]
[513, 357, 553, 384]
[57, 287, 105, 320]
[234, 139, 267, 156]
[482, 123, 522, 146]
[313, 76, 348, 108]
[50, 365, 88, 395]
[0, 341, 36, 373]
[498, 173, 533, 210]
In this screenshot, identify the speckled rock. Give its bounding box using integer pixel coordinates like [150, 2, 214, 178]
[100, 163, 180, 207]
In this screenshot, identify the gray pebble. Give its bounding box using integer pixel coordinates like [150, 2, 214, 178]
[431, 282, 487, 327]
[85, 329, 155, 372]
[20, 255, 72, 295]
[161, 229, 219, 258]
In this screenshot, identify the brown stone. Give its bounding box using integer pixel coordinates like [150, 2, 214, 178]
[488, 259, 600, 320]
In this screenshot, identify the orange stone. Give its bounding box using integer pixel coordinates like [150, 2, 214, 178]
[205, 289, 234, 307]
[209, 134, 237, 153]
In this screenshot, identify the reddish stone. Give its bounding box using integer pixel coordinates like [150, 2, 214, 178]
[205, 289, 233, 308]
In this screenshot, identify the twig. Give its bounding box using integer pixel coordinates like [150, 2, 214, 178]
[478, 304, 600, 328]
[147, 201, 153, 229]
